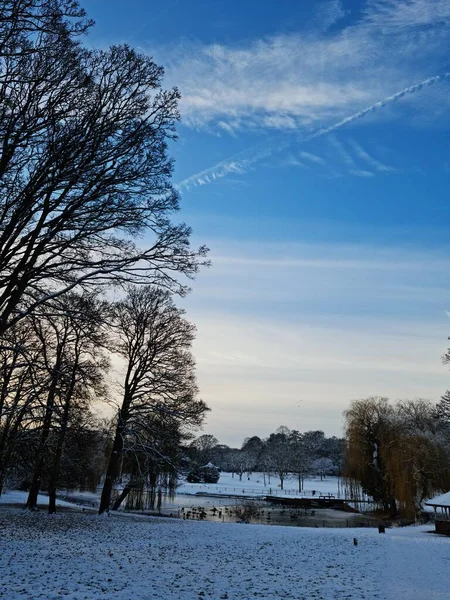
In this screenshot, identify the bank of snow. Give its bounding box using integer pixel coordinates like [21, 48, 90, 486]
[1, 507, 448, 600]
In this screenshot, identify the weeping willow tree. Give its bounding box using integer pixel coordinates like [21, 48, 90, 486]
[343, 397, 397, 515]
[343, 397, 450, 519]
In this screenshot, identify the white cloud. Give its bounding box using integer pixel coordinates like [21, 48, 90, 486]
[348, 138, 394, 172]
[177, 140, 282, 190]
[363, 0, 450, 33]
[314, 0, 347, 31]
[299, 151, 326, 165]
[328, 136, 356, 167]
[349, 168, 375, 177]
[156, 0, 450, 133]
[283, 154, 308, 169]
[177, 72, 448, 188]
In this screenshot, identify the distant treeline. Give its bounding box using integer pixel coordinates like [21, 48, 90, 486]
[185, 428, 344, 490]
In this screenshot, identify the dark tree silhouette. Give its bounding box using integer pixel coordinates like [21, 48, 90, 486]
[25, 293, 108, 510]
[0, 0, 207, 335]
[99, 286, 208, 514]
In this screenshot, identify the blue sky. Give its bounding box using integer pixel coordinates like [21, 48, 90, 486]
[83, 0, 450, 446]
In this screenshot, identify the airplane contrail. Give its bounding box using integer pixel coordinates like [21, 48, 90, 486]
[176, 72, 450, 191]
[307, 72, 450, 141]
[176, 138, 288, 191]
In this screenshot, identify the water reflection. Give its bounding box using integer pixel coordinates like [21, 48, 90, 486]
[154, 494, 378, 529]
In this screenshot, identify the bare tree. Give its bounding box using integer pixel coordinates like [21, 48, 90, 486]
[99, 286, 208, 514]
[241, 435, 263, 471]
[436, 391, 450, 426]
[288, 430, 310, 492]
[25, 293, 108, 510]
[189, 434, 219, 466]
[111, 415, 183, 512]
[0, 1, 207, 335]
[0, 319, 45, 493]
[45, 294, 109, 513]
[228, 450, 253, 482]
[264, 427, 292, 490]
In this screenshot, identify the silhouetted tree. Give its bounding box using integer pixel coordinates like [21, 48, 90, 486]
[189, 434, 219, 465]
[0, 0, 207, 335]
[264, 427, 292, 490]
[25, 293, 108, 510]
[99, 286, 208, 514]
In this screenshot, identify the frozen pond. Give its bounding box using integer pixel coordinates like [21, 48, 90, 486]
[46, 474, 377, 528]
[152, 493, 379, 529]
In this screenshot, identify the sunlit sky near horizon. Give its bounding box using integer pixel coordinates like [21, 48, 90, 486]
[84, 0, 450, 447]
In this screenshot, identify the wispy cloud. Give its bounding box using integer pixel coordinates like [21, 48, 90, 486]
[307, 73, 450, 138]
[349, 169, 375, 178]
[314, 0, 347, 31]
[283, 155, 308, 169]
[158, 0, 450, 133]
[348, 139, 394, 172]
[177, 73, 449, 189]
[299, 151, 325, 166]
[177, 139, 287, 191]
[217, 121, 238, 137]
[328, 136, 356, 168]
[363, 0, 450, 33]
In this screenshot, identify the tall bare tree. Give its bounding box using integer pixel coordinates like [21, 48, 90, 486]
[0, 0, 207, 335]
[264, 427, 292, 490]
[99, 286, 208, 514]
[25, 293, 108, 510]
[0, 318, 45, 493]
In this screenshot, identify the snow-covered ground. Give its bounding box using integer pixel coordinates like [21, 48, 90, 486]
[0, 503, 448, 600]
[177, 472, 343, 498]
[0, 490, 80, 510]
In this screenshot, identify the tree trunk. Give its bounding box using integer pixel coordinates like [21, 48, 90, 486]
[26, 363, 60, 509]
[47, 406, 69, 514]
[112, 485, 131, 510]
[0, 461, 5, 496]
[0, 375, 30, 497]
[47, 359, 78, 514]
[99, 406, 128, 514]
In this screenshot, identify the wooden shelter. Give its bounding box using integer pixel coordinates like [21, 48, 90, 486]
[426, 491, 450, 535]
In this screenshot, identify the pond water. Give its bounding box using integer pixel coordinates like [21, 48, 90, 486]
[65, 488, 378, 529]
[151, 493, 378, 529]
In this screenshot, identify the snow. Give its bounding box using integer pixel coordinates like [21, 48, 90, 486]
[1, 502, 449, 599]
[177, 472, 343, 498]
[425, 491, 450, 507]
[0, 490, 86, 509]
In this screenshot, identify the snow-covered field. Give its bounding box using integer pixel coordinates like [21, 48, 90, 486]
[1, 502, 449, 600]
[178, 473, 343, 498]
